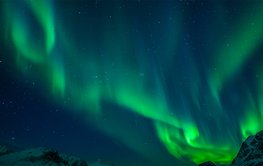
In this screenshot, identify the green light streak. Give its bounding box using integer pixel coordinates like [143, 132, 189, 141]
[4, 0, 64, 96]
[27, 0, 55, 53]
[240, 71, 263, 140]
[241, 111, 261, 139]
[4, 1, 263, 165]
[209, 3, 263, 97]
[69, 84, 102, 114]
[155, 122, 236, 164]
[50, 62, 65, 96]
[115, 86, 180, 128]
[11, 16, 44, 63]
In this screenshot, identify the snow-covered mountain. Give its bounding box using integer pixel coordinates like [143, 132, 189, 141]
[0, 145, 109, 166]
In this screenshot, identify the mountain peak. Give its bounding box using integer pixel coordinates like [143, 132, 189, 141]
[199, 130, 263, 166]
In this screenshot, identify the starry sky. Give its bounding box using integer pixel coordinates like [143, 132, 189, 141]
[1, 0, 263, 166]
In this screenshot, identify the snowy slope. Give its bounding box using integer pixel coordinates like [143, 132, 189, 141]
[0, 145, 109, 166]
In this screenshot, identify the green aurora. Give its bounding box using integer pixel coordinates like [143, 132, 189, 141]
[2, 0, 263, 165]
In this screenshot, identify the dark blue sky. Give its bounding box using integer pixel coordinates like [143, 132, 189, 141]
[1, 0, 263, 166]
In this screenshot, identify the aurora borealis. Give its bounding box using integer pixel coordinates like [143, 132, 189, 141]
[1, 0, 263, 166]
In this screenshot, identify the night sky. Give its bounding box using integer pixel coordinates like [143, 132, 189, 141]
[1, 0, 263, 166]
